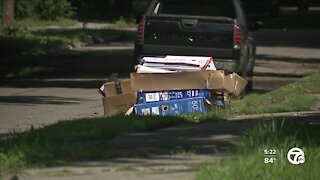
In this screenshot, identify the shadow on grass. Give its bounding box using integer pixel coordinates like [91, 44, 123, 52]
[0, 47, 135, 87]
[0, 27, 136, 84]
[2, 114, 319, 172]
[0, 28, 135, 58]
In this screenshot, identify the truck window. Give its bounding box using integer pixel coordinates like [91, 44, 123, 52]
[155, 0, 236, 18]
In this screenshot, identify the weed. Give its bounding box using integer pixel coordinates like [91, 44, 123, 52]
[39, 169, 75, 177]
[118, 165, 137, 171]
[115, 17, 137, 28]
[175, 149, 196, 157]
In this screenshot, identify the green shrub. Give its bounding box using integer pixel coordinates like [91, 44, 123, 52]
[115, 16, 136, 28]
[14, 0, 73, 20]
[132, 0, 150, 16]
[37, 0, 73, 20]
[15, 0, 41, 19]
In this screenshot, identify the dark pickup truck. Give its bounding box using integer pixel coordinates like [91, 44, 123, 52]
[134, 0, 256, 90]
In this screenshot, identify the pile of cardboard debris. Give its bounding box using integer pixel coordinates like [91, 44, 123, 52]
[99, 56, 247, 116]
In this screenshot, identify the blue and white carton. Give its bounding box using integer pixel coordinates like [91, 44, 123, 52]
[135, 97, 206, 116]
[137, 89, 211, 104]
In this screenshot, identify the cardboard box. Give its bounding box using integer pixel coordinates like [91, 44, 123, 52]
[130, 70, 247, 96]
[226, 73, 247, 96]
[137, 89, 211, 104]
[101, 79, 137, 114]
[102, 79, 133, 97]
[135, 97, 206, 116]
[102, 92, 137, 114]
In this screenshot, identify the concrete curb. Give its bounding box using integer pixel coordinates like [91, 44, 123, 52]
[228, 111, 320, 121]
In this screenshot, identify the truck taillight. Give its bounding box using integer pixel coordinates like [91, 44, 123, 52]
[234, 23, 241, 49]
[137, 20, 145, 44]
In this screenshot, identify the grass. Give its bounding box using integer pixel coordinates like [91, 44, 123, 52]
[4, 66, 55, 78]
[197, 72, 320, 121]
[114, 17, 137, 28]
[196, 115, 320, 180]
[0, 28, 122, 57]
[15, 18, 78, 28]
[117, 165, 138, 171]
[38, 169, 76, 177]
[0, 73, 319, 177]
[0, 115, 186, 176]
[0, 17, 137, 58]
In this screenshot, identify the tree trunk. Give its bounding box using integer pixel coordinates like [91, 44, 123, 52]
[3, 0, 15, 28]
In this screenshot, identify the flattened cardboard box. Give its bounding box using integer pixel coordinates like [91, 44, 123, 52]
[135, 97, 206, 116]
[130, 70, 247, 96]
[137, 89, 211, 104]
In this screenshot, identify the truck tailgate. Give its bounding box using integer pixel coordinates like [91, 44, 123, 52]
[144, 15, 234, 49]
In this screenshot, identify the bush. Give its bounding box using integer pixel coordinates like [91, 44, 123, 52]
[14, 0, 73, 20]
[37, 0, 73, 20]
[15, 0, 40, 19]
[132, 0, 150, 16]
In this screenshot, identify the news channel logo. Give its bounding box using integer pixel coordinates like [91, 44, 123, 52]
[287, 147, 305, 165]
[263, 147, 305, 165]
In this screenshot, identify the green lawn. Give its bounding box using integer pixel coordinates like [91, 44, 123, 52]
[195, 73, 320, 180]
[0, 115, 186, 175]
[194, 72, 319, 121]
[196, 115, 320, 180]
[0, 73, 319, 177]
[15, 18, 78, 28]
[0, 16, 137, 58]
[0, 28, 122, 57]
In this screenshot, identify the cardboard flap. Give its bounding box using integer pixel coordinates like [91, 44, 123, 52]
[227, 73, 248, 96]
